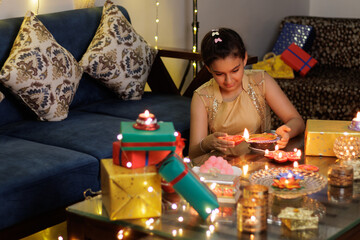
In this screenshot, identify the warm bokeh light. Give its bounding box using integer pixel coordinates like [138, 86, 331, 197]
[243, 128, 249, 140]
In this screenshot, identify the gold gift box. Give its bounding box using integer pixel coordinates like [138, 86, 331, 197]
[101, 159, 161, 220]
[305, 119, 360, 156]
[278, 207, 318, 230]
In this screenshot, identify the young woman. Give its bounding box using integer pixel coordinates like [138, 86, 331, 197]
[189, 28, 305, 161]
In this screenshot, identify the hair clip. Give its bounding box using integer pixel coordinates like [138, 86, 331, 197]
[212, 30, 219, 37]
[214, 38, 222, 43]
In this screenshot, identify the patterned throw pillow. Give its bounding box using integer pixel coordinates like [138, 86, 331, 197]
[80, 0, 158, 100]
[0, 12, 82, 121]
[0, 92, 4, 102]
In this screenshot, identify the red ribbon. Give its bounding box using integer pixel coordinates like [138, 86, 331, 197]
[121, 142, 176, 147]
[169, 163, 188, 186]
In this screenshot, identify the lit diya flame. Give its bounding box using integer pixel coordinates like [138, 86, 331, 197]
[356, 112, 360, 121]
[293, 161, 299, 168]
[144, 110, 150, 117]
[243, 128, 249, 141]
[243, 164, 249, 176]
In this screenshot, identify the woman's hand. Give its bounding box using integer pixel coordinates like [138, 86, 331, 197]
[201, 132, 235, 153]
[275, 125, 291, 149]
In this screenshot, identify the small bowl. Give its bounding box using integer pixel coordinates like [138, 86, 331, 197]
[246, 133, 280, 150]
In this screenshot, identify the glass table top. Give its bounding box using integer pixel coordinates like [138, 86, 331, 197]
[66, 135, 360, 239]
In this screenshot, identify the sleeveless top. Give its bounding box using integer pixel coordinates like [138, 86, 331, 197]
[194, 70, 271, 136]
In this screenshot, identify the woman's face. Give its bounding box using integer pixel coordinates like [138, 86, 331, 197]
[207, 54, 248, 95]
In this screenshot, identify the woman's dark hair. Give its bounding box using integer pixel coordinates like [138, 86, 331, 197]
[201, 28, 246, 66]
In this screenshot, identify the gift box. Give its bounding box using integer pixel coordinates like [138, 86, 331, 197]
[113, 132, 185, 168]
[113, 141, 170, 168]
[272, 22, 314, 55]
[281, 43, 318, 76]
[197, 171, 241, 204]
[119, 121, 176, 151]
[305, 119, 360, 156]
[101, 159, 161, 220]
[158, 153, 219, 220]
[278, 207, 319, 230]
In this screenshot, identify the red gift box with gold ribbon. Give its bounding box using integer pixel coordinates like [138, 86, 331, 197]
[281, 43, 318, 76]
[113, 133, 185, 169]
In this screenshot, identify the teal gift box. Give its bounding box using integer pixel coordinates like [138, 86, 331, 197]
[120, 121, 176, 151]
[159, 153, 219, 220]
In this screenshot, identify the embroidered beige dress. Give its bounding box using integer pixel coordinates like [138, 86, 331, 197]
[194, 70, 271, 156]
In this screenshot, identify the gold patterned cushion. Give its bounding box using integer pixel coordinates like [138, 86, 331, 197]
[0, 12, 82, 121]
[80, 0, 157, 100]
[0, 92, 4, 102]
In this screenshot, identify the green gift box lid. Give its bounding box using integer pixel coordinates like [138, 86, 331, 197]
[120, 122, 176, 151]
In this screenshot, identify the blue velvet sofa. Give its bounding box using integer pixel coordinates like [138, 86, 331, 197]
[0, 6, 195, 238]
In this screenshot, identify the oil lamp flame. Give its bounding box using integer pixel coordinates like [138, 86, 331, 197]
[144, 110, 150, 117]
[356, 112, 360, 120]
[243, 128, 249, 140]
[294, 161, 299, 168]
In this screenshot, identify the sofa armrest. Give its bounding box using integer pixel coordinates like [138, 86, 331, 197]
[147, 48, 201, 96]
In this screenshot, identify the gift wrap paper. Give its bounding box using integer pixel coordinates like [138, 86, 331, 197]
[305, 119, 360, 156]
[159, 153, 219, 220]
[278, 207, 318, 230]
[272, 22, 314, 55]
[120, 122, 176, 151]
[112, 141, 171, 168]
[281, 43, 317, 76]
[101, 159, 161, 220]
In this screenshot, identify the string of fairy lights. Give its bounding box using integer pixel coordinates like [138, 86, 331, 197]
[154, 0, 199, 80]
[154, 0, 159, 49]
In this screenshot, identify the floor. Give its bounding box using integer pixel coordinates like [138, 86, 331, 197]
[20, 222, 68, 240]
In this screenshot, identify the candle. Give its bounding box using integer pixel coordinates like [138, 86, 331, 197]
[237, 198, 267, 232]
[139, 110, 155, 120]
[243, 128, 250, 141]
[134, 110, 159, 130]
[349, 112, 360, 131]
[243, 164, 249, 177]
[354, 112, 360, 122]
[264, 149, 275, 159]
[244, 215, 258, 228]
[287, 149, 302, 161]
[274, 150, 287, 163]
[293, 161, 299, 168]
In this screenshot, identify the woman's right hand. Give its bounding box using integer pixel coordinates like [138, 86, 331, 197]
[201, 132, 235, 153]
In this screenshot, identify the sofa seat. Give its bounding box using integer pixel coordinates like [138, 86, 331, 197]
[0, 111, 131, 160]
[272, 66, 360, 127]
[75, 92, 191, 134]
[270, 16, 360, 128]
[0, 135, 100, 230]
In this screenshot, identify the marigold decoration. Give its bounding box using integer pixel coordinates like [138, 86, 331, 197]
[272, 170, 304, 190]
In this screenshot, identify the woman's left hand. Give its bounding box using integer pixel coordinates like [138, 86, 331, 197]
[275, 125, 291, 149]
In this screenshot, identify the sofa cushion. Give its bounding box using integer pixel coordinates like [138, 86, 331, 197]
[0, 135, 100, 230]
[80, 0, 157, 100]
[0, 11, 83, 121]
[0, 111, 131, 160]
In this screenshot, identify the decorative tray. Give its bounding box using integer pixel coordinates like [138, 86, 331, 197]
[249, 168, 327, 199]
